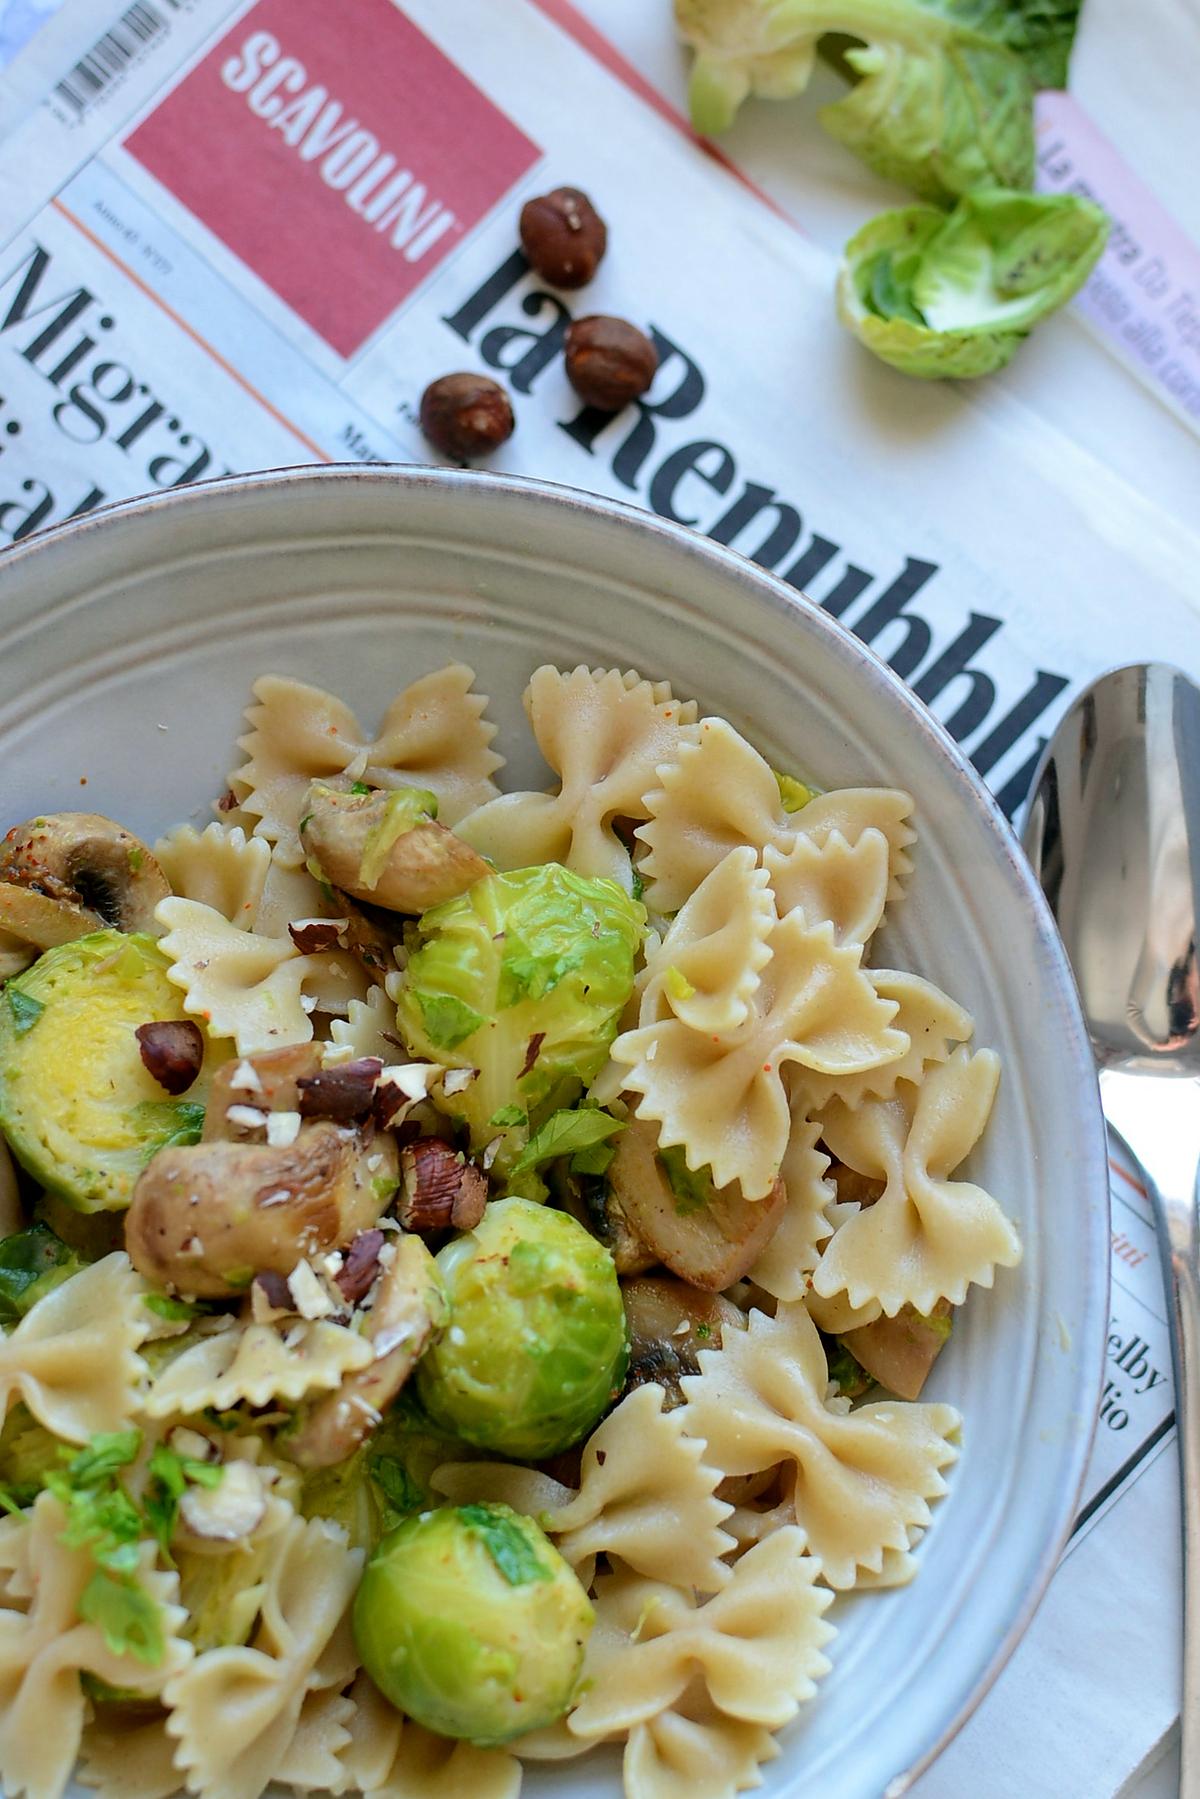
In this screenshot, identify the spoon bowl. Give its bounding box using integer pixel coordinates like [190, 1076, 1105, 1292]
[1025, 660, 1200, 1795]
[1024, 661, 1200, 1074]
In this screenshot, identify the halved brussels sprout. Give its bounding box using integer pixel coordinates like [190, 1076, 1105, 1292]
[395, 864, 644, 1173]
[416, 1197, 628, 1460]
[837, 189, 1109, 379]
[0, 931, 217, 1212]
[0, 1223, 83, 1323]
[353, 1502, 593, 1744]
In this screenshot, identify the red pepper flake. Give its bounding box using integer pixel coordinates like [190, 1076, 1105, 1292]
[519, 1032, 546, 1081]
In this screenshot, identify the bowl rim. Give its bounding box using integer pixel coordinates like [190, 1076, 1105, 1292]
[0, 461, 1110, 1792]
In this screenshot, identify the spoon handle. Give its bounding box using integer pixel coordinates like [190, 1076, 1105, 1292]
[1100, 1068, 1200, 1793]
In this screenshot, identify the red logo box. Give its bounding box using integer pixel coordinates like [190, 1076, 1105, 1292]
[126, 0, 540, 357]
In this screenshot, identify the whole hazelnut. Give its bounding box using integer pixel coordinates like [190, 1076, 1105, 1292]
[563, 315, 658, 411]
[519, 186, 607, 288]
[419, 373, 514, 460]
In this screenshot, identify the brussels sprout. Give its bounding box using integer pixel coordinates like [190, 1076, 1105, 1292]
[674, 0, 1081, 201]
[417, 1197, 628, 1459]
[0, 1222, 83, 1323]
[353, 1503, 594, 1744]
[838, 189, 1109, 379]
[0, 931, 216, 1212]
[395, 864, 644, 1169]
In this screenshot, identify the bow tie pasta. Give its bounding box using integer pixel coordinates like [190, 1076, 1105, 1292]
[0, 660, 1018, 1799]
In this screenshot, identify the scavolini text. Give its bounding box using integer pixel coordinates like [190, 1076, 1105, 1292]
[444, 249, 1071, 819]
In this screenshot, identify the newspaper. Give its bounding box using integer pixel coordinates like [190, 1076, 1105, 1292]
[0, 0, 1196, 1791]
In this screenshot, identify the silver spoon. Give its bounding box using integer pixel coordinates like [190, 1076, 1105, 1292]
[1024, 661, 1200, 1790]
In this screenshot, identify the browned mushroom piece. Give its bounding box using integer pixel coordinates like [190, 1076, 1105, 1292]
[622, 1275, 745, 1408]
[840, 1299, 954, 1401]
[299, 782, 488, 914]
[0, 813, 169, 941]
[202, 1042, 324, 1139]
[608, 1118, 786, 1292]
[558, 1167, 656, 1276]
[288, 1235, 449, 1468]
[124, 1118, 398, 1298]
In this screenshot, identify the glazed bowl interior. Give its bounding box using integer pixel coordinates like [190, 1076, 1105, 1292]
[0, 466, 1107, 1799]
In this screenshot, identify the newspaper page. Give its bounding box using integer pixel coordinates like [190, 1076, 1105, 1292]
[0, 2, 1195, 1792]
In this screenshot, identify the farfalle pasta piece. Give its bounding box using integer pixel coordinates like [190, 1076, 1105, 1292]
[800, 970, 974, 1112]
[155, 897, 367, 1054]
[366, 1718, 522, 1799]
[436, 1385, 735, 1593]
[624, 1693, 780, 1799]
[0, 1494, 191, 1799]
[747, 1114, 836, 1301]
[143, 1319, 373, 1419]
[613, 910, 907, 1198]
[811, 1047, 1022, 1317]
[781, 787, 915, 902]
[639, 848, 775, 1036]
[79, 1715, 184, 1799]
[328, 983, 399, 1063]
[164, 1512, 362, 1799]
[680, 1302, 959, 1589]
[567, 1526, 833, 1740]
[636, 717, 784, 914]
[153, 823, 270, 928]
[0, 1254, 147, 1444]
[763, 828, 890, 947]
[276, 1685, 356, 1792]
[458, 665, 697, 889]
[251, 857, 339, 940]
[332, 1671, 403, 1794]
[234, 664, 502, 865]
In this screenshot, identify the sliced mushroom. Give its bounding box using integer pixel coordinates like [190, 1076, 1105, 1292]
[622, 1275, 745, 1408]
[560, 1168, 655, 1276]
[0, 813, 169, 936]
[202, 1043, 324, 1140]
[125, 1117, 398, 1297]
[840, 1299, 953, 1401]
[288, 1234, 449, 1468]
[0, 880, 103, 950]
[608, 1119, 786, 1292]
[300, 783, 488, 913]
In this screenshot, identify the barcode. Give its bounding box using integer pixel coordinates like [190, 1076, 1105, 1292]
[52, 0, 180, 118]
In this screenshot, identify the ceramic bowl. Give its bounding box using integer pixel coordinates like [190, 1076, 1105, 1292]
[0, 465, 1108, 1798]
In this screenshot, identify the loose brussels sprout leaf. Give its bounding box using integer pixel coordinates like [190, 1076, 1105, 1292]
[299, 1446, 383, 1553]
[0, 930, 219, 1213]
[508, 1107, 625, 1179]
[774, 769, 816, 813]
[366, 1394, 476, 1527]
[353, 1503, 594, 1745]
[396, 865, 644, 1168]
[79, 1566, 166, 1666]
[358, 785, 439, 889]
[837, 190, 1108, 379]
[675, 0, 1082, 202]
[658, 1145, 719, 1217]
[177, 1541, 271, 1651]
[0, 1403, 62, 1511]
[417, 1197, 628, 1461]
[0, 1222, 83, 1323]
